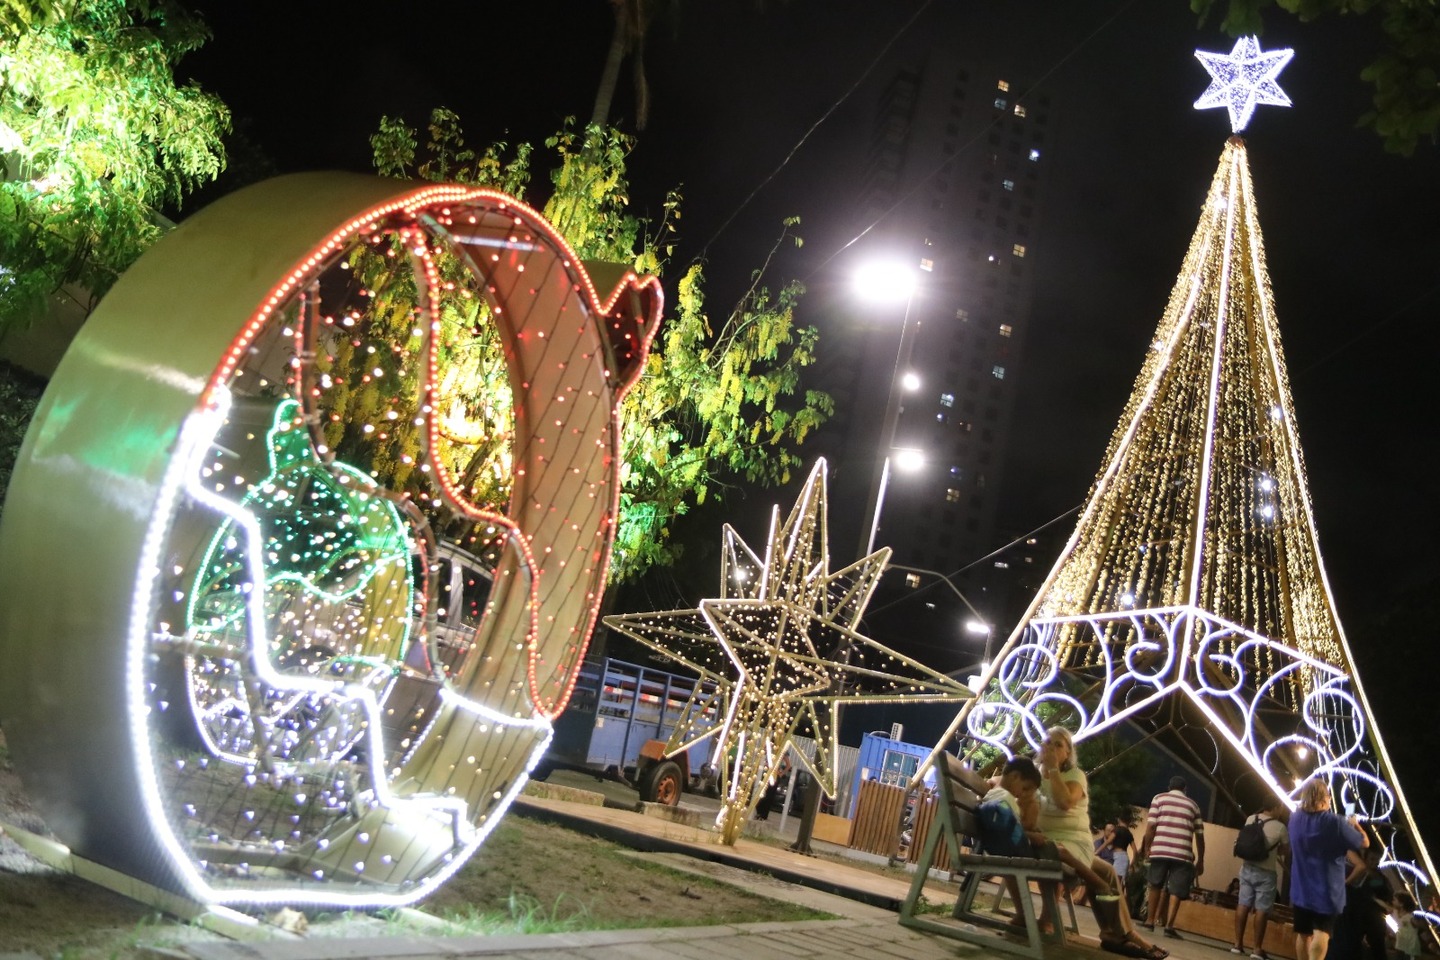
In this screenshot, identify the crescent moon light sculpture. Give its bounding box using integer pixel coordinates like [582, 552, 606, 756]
[0, 174, 661, 908]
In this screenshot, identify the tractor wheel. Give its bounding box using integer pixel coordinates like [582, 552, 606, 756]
[638, 759, 684, 806]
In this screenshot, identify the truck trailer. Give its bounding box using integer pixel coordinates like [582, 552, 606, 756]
[534, 657, 723, 805]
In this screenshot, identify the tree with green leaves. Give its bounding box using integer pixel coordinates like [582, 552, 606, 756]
[1191, 0, 1440, 154]
[1077, 732, 1156, 827]
[363, 110, 832, 582]
[0, 0, 230, 333]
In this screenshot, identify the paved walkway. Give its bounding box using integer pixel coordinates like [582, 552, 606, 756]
[172, 916, 1074, 960]
[146, 783, 1240, 960]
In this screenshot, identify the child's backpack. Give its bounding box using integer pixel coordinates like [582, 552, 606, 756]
[977, 799, 1024, 847]
[1233, 815, 1273, 861]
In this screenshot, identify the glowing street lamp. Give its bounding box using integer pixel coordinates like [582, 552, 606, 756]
[853, 260, 921, 560]
[964, 618, 995, 670]
[893, 446, 926, 472]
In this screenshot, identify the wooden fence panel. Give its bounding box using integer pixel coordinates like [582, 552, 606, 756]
[905, 788, 950, 872]
[847, 780, 955, 873]
[849, 779, 906, 856]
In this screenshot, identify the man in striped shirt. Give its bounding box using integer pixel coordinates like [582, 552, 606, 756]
[1140, 776, 1205, 939]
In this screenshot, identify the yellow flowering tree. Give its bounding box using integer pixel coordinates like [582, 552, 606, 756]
[360, 111, 831, 581]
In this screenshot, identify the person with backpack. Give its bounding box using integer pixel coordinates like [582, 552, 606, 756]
[1231, 798, 1289, 960]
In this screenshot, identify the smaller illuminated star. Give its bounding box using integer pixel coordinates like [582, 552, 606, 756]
[1194, 36, 1294, 133]
[604, 459, 971, 843]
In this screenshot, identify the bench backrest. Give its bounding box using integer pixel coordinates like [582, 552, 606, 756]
[936, 752, 988, 840]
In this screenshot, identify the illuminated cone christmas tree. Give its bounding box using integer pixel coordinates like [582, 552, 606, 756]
[932, 39, 1436, 914]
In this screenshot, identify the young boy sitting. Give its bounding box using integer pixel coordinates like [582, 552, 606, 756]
[979, 754, 1044, 857]
[980, 755, 1119, 935]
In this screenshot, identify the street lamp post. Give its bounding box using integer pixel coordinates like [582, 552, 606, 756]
[964, 617, 996, 668]
[884, 561, 992, 661]
[853, 261, 920, 561]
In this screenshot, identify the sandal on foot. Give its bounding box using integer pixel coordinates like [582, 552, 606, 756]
[1101, 935, 1168, 960]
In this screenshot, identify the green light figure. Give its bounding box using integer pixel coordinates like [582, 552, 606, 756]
[186, 398, 416, 765]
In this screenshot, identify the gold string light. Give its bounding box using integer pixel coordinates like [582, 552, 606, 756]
[606, 459, 972, 844]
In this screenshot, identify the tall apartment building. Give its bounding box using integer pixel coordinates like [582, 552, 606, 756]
[816, 51, 1054, 667]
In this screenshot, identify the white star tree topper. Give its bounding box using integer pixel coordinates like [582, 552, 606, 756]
[604, 459, 971, 843]
[1194, 35, 1294, 132]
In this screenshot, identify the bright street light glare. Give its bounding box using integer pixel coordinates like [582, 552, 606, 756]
[893, 447, 925, 471]
[964, 619, 990, 636]
[853, 261, 917, 303]
[901, 371, 921, 391]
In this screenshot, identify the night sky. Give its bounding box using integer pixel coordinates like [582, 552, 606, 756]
[180, 0, 1438, 824]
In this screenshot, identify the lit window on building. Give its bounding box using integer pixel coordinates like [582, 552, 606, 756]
[994, 97, 1007, 110]
[905, 573, 922, 588]
[919, 257, 934, 272]
[1028, 148, 1041, 161]
[1014, 104, 1027, 118]
[1002, 179, 1015, 191]
[940, 392, 955, 407]
[992, 365, 1005, 379]
[1012, 243, 1026, 257]
[999, 323, 1013, 338]
[946, 488, 961, 503]
[997, 80, 1010, 92]
[955, 308, 970, 321]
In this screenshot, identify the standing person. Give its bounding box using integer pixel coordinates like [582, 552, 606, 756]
[1231, 799, 1289, 959]
[1112, 818, 1137, 891]
[1097, 822, 1118, 864]
[1035, 727, 1167, 959]
[1392, 894, 1422, 960]
[1140, 776, 1205, 938]
[755, 752, 792, 820]
[1330, 845, 1390, 960]
[1288, 778, 1368, 960]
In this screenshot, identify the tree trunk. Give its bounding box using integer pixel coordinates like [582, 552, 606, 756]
[590, 0, 632, 129]
[631, 21, 650, 131]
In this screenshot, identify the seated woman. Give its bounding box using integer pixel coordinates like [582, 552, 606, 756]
[1035, 726, 1168, 960]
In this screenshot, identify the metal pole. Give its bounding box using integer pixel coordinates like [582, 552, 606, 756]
[865, 455, 892, 557]
[857, 294, 918, 561]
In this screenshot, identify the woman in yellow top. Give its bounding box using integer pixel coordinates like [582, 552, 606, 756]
[1037, 726, 1168, 960]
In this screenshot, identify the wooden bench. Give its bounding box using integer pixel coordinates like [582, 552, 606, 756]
[899, 752, 1069, 959]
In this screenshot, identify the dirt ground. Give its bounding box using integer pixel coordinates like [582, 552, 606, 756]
[0, 730, 830, 958]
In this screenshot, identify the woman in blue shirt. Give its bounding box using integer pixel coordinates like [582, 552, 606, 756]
[1287, 778, 1368, 960]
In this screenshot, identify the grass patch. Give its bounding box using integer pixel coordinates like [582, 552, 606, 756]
[415, 813, 834, 931]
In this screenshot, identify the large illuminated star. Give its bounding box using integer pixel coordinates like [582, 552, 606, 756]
[604, 458, 971, 841]
[1194, 36, 1293, 133]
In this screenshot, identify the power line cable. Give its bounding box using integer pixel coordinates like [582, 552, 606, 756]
[864, 503, 1081, 618]
[695, 0, 936, 260]
[1294, 278, 1440, 376]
